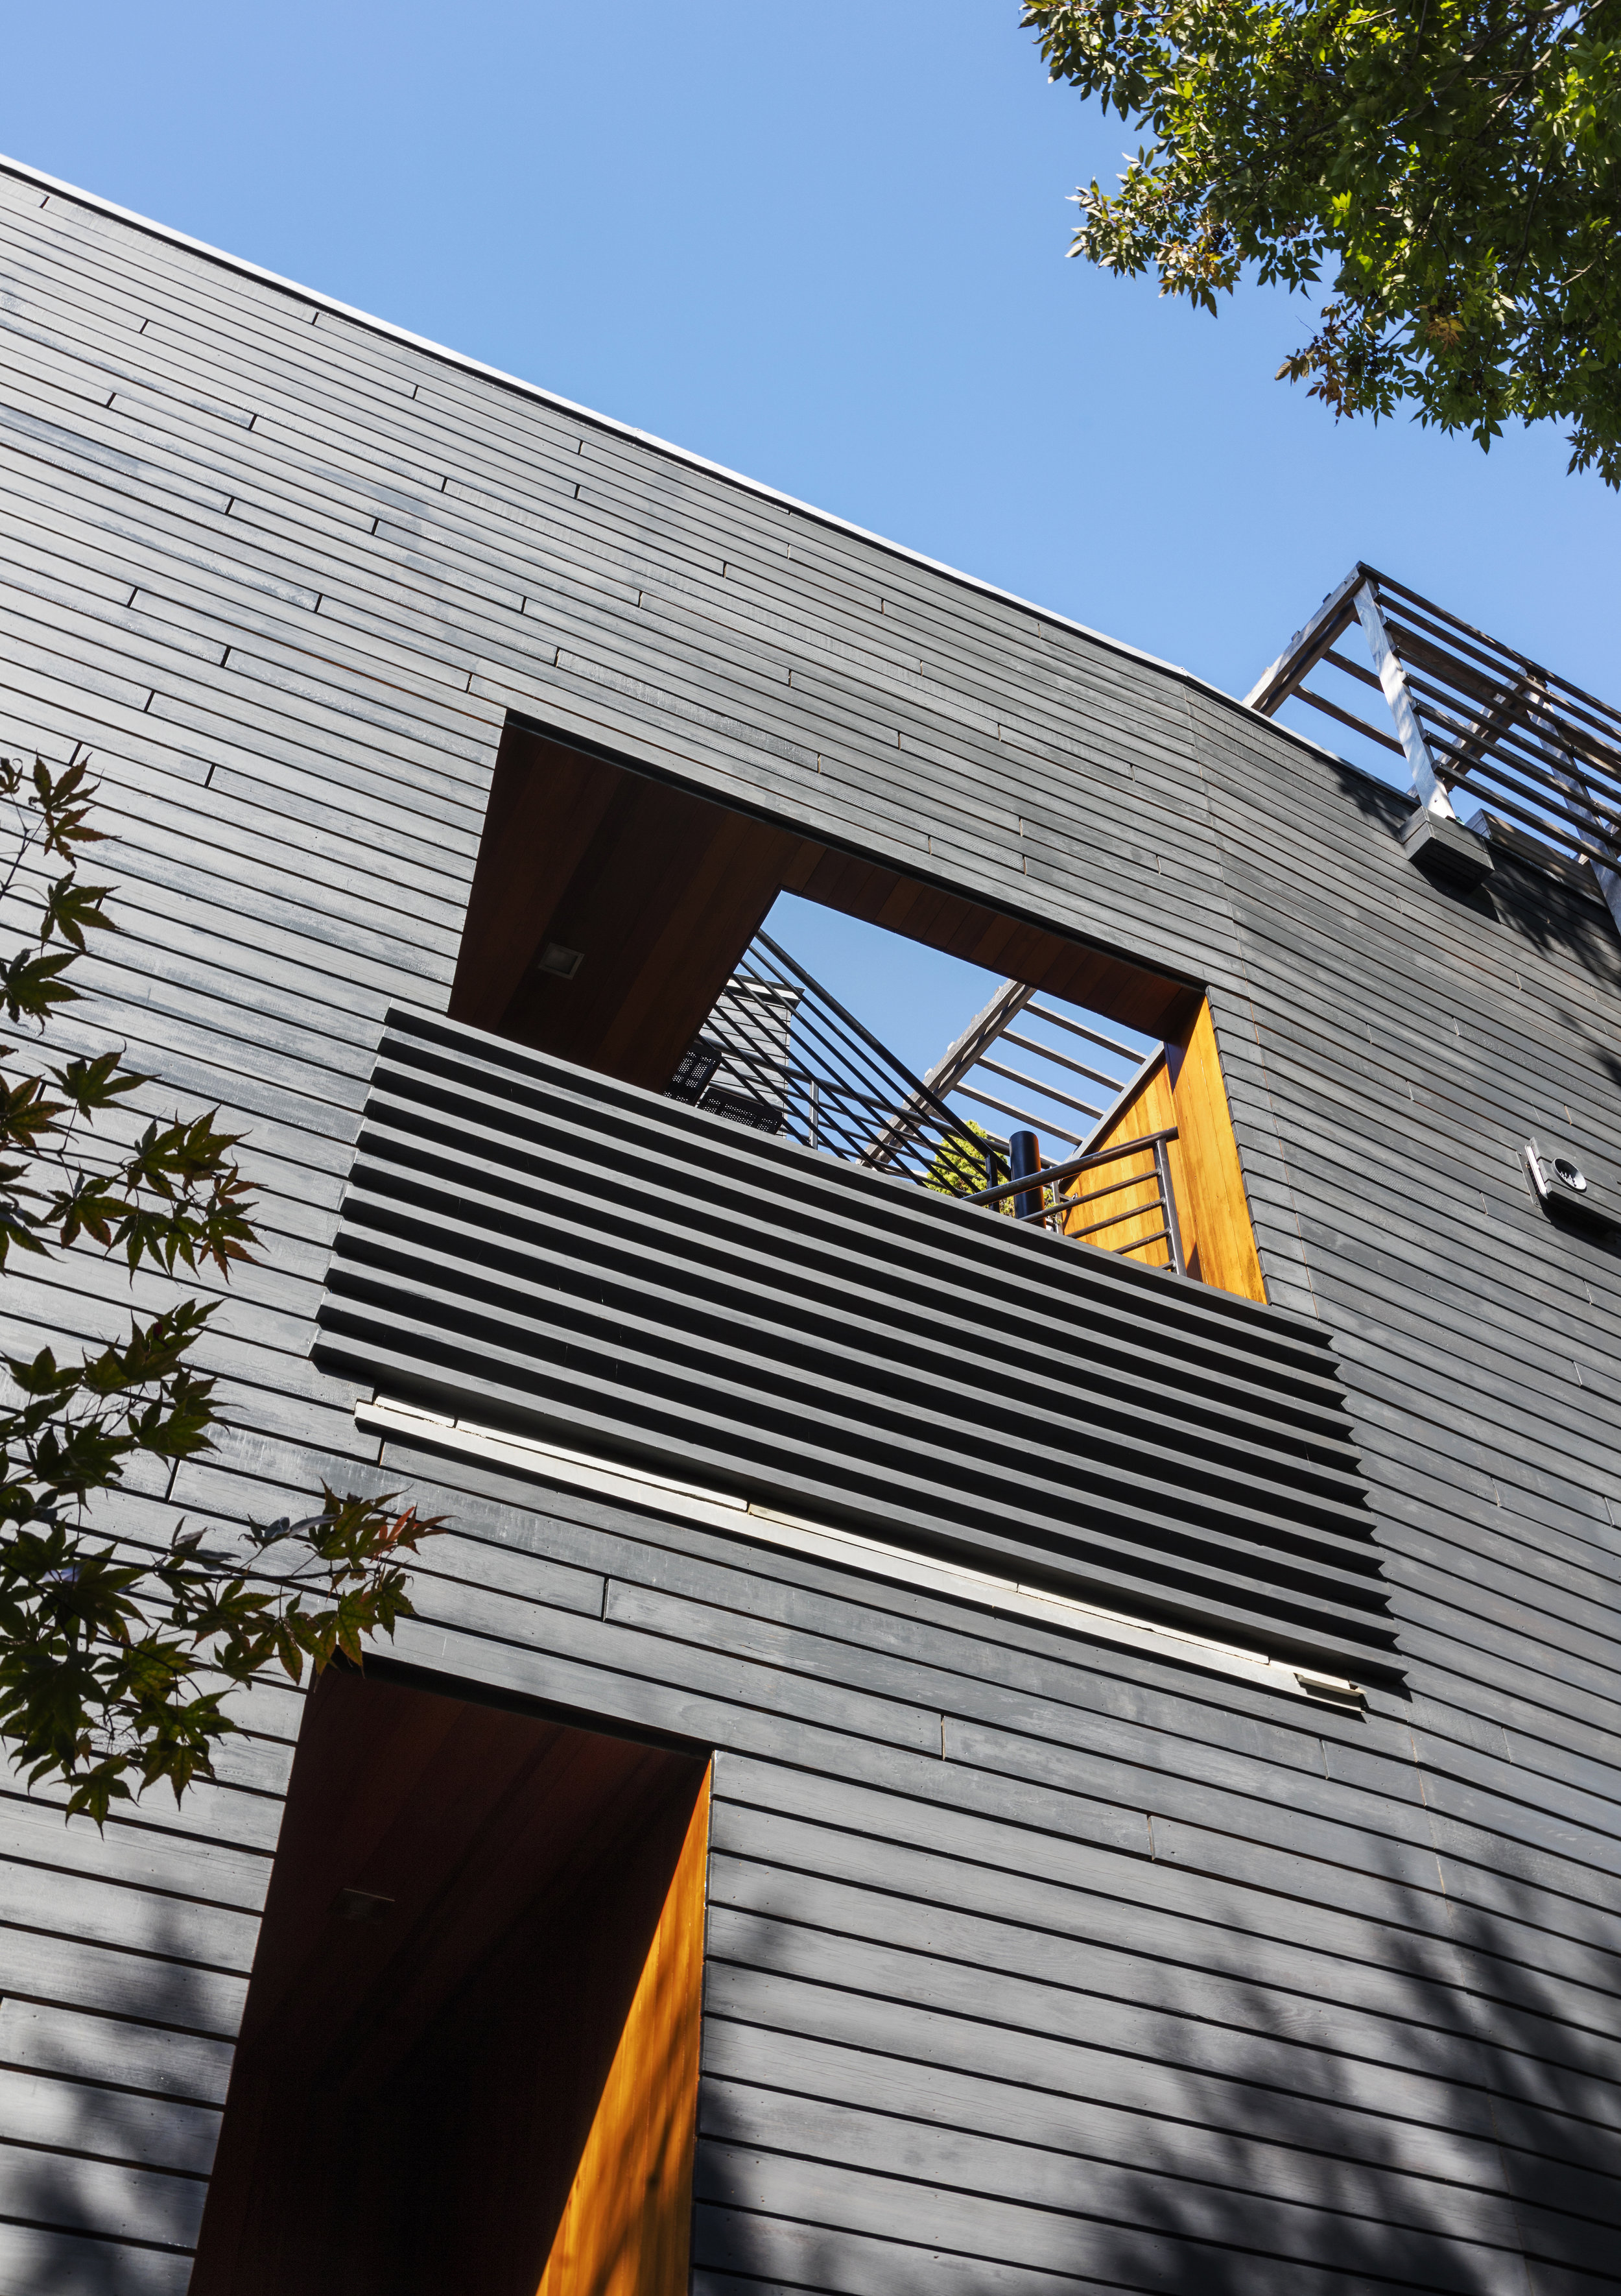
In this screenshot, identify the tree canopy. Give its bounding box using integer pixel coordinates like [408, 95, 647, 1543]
[0, 754, 444, 1823]
[1024, 0, 1621, 481]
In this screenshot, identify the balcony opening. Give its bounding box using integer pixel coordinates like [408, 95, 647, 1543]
[449, 720, 1262, 1299]
[190, 1666, 711, 2296]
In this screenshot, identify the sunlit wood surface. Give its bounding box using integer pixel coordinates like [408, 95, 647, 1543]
[536, 1767, 711, 2296]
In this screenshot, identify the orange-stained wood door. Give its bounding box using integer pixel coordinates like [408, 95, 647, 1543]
[536, 1766, 712, 2296]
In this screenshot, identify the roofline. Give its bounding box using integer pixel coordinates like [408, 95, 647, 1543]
[0, 151, 1389, 798]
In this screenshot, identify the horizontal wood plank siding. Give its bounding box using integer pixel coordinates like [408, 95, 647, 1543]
[0, 160, 1613, 2294]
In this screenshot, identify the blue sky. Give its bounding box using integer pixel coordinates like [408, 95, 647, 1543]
[3, 1, 1616, 1071]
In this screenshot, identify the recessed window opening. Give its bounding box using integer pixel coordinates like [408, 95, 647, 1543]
[450, 722, 1266, 1300]
[190, 1668, 711, 2296]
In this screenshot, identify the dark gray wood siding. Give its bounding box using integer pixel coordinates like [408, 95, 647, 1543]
[0, 159, 1615, 2295]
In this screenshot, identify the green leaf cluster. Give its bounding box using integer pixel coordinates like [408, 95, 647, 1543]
[921, 1118, 1015, 1208]
[1024, 0, 1621, 479]
[0, 755, 446, 1824]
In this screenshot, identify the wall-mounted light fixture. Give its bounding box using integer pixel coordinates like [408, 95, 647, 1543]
[332, 1887, 394, 1924]
[1526, 1136, 1619, 1235]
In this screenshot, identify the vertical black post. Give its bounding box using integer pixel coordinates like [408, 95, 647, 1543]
[1154, 1136, 1186, 1274]
[1010, 1129, 1043, 1225]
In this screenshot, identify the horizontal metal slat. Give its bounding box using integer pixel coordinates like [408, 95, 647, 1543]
[318, 1252, 1387, 1611]
[338, 1145, 1369, 1493]
[330, 1175, 1377, 1548]
[320, 1319, 1396, 1668]
[365, 1038, 1354, 1402]
[316, 1011, 1399, 1677]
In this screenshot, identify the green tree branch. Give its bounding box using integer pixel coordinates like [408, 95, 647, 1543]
[0, 754, 446, 1824]
[1024, 0, 1621, 479]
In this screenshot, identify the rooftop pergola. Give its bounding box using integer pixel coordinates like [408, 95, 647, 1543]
[1247, 565, 1621, 928]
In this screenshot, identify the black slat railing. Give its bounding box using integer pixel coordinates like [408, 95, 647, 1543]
[317, 1009, 1397, 1679]
[667, 929, 1004, 1188]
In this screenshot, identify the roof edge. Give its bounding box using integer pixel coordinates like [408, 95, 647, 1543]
[0, 152, 1394, 804]
[0, 158, 1201, 660]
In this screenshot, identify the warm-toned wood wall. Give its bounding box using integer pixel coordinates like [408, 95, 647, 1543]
[1059, 1055, 1181, 1270]
[450, 720, 1201, 1095]
[1168, 997, 1266, 1302]
[537, 1769, 711, 2296]
[1059, 998, 1265, 1301]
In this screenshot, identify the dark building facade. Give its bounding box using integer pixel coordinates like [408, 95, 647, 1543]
[0, 158, 1618, 2296]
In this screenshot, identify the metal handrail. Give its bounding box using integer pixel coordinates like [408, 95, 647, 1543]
[670, 933, 1011, 1190]
[1248, 565, 1621, 895]
[960, 1127, 1178, 1203]
[670, 940, 1185, 1272]
[964, 1128, 1186, 1274]
[750, 931, 969, 1162]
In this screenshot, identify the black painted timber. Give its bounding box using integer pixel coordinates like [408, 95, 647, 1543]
[317, 1007, 1391, 1675]
[0, 159, 1615, 2296]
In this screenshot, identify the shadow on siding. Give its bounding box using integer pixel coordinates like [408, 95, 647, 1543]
[2, 1895, 220, 2296]
[690, 1848, 1621, 2295]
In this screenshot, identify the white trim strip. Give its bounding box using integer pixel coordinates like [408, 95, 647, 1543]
[356, 1396, 1362, 1706]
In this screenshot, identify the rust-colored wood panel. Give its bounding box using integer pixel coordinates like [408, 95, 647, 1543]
[451, 726, 625, 1029]
[777, 837, 829, 894]
[1168, 996, 1266, 1302]
[191, 1667, 709, 2296]
[536, 1767, 712, 2296]
[789, 844, 897, 916]
[496, 772, 724, 1073]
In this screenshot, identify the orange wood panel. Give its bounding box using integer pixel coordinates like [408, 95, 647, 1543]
[1059, 1057, 1185, 1271]
[536, 1767, 712, 2296]
[1168, 998, 1266, 1301]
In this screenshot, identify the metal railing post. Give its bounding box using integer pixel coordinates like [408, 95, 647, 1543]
[1154, 1136, 1186, 1275]
[1010, 1130, 1043, 1226]
[962, 1129, 1186, 1272]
